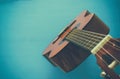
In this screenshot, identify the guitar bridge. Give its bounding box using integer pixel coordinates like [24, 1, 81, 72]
[91, 35, 112, 54]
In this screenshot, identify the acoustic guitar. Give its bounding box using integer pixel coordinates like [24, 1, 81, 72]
[43, 10, 120, 79]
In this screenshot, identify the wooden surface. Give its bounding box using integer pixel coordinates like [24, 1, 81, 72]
[43, 10, 109, 72]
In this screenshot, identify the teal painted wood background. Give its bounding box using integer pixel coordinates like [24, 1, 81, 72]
[0, 0, 120, 79]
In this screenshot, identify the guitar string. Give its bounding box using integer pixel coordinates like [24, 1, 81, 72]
[69, 29, 106, 43]
[70, 31, 104, 43]
[66, 30, 105, 50]
[107, 39, 120, 49]
[66, 34, 120, 52]
[66, 35, 120, 60]
[70, 31, 104, 45]
[69, 29, 104, 37]
[102, 45, 120, 63]
[72, 29, 106, 37]
[67, 32, 120, 60]
[95, 51, 119, 79]
[72, 29, 105, 38]
[72, 34, 120, 49]
[67, 32, 102, 43]
[66, 29, 120, 52]
[97, 47, 120, 78]
[95, 50, 108, 67]
[68, 31, 116, 67]
[66, 34, 99, 50]
[65, 29, 120, 77]
[66, 36, 94, 50]
[70, 31, 104, 40]
[68, 29, 120, 49]
[65, 37, 100, 50]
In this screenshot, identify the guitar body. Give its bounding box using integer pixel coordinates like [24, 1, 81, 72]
[43, 10, 109, 72]
[96, 38, 120, 79]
